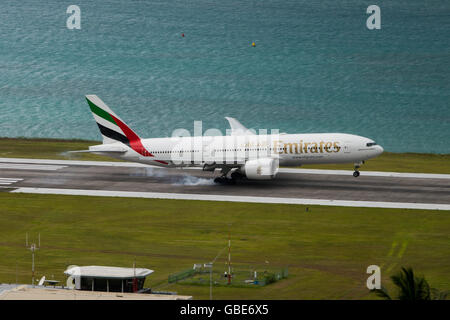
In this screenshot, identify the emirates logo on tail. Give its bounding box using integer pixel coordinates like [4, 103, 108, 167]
[86, 95, 168, 165]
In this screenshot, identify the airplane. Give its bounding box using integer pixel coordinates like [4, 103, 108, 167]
[75, 95, 384, 184]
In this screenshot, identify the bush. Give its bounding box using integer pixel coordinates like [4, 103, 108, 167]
[264, 273, 276, 285]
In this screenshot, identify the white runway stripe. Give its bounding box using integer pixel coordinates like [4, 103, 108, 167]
[10, 187, 450, 211]
[0, 177, 23, 185]
[0, 163, 67, 171]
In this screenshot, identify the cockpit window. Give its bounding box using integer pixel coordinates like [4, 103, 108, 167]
[366, 142, 377, 147]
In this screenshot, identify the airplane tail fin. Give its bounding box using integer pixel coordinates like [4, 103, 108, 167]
[85, 95, 142, 146]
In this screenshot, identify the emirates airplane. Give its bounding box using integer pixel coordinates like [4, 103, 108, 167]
[78, 95, 384, 184]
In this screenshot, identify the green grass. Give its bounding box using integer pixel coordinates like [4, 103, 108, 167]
[0, 137, 449, 173]
[301, 152, 450, 174]
[0, 137, 117, 162]
[0, 193, 448, 299]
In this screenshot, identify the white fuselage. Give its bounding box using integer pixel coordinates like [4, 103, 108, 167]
[92, 133, 384, 168]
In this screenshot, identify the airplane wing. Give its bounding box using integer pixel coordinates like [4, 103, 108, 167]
[225, 117, 255, 136]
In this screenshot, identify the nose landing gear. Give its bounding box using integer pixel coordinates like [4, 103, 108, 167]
[353, 161, 364, 178]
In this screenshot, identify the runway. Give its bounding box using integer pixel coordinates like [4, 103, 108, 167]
[1, 158, 449, 210]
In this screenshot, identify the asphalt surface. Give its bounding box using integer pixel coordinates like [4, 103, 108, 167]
[1, 161, 449, 205]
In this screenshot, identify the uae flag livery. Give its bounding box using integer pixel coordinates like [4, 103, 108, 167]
[85, 95, 167, 164]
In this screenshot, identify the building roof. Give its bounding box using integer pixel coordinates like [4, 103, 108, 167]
[0, 285, 192, 300]
[64, 266, 154, 279]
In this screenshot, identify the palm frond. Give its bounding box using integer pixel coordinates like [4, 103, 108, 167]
[431, 288, 450, 300]
[371, 285, 392, 300]
[390, 267, 430, 300]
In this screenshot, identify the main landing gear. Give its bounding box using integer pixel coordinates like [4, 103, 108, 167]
[353, 161, 364, 178]
[214, 170, 244, 185]
[214, 176, 236, 185]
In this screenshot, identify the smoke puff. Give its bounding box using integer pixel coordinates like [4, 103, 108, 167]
[133, 167, 215, 186]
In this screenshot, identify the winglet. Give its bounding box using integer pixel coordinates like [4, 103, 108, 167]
[225, 117, 255, 135]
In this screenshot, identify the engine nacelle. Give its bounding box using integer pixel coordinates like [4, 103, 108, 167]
[241, 158, 279, 180]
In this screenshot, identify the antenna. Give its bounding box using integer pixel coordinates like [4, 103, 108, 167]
[132, 257, 137, 293]
[227, 224, 232, 285]
[26, 233, 41, 287]
[38, 276, 46, 286]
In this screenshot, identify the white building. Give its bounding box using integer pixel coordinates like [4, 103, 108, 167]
[64, 265, 153, 293]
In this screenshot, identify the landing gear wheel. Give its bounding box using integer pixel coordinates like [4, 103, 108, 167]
[214, 177, 226, 184]
[353, 171, 360, 178]
[214, 177, 236, 185]
[231, 172, 243, 181]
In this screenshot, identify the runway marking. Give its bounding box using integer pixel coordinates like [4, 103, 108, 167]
[9, 187, 450, 210]
[397, 241, 408, 259]
[382, 240, 409, 272]
[0, 178, 23, 185]
[0, 163, 67, 171]
[387, 241, 398, 257]
[0, 158, 449, 179]
[386, 263, 397, 273]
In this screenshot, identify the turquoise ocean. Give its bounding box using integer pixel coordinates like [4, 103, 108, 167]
[0, 0, 449, 153]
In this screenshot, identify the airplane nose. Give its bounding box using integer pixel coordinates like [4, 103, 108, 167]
[377, 145, 384, 155]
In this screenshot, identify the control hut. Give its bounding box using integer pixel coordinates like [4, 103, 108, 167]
[64, 265, 154, 293]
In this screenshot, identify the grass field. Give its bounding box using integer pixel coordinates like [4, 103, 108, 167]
[1, 137, 449, 173]
[0, 192, 448, 299]
[0, 137, 113, 162]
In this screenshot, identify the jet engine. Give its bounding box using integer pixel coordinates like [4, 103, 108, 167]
[241, 158, 279, 180]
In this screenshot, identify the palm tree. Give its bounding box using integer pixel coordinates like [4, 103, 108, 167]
[430, 288, 449, 300]
[373, 267, 448, 300]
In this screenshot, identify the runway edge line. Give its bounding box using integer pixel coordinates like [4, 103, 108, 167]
[9, 187, 450, 211]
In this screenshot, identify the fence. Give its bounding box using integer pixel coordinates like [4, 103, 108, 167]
[254, 267, 289, 286]
[168, 266, 289, 286]
[168, 268, 197, 283]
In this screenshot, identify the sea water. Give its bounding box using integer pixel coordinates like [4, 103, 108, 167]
[0, 0, 448, 153]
